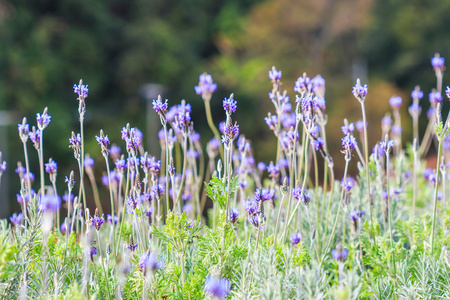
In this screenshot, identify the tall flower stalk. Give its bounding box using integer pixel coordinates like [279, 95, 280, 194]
[352, 79, 372, 223]
[380, 135, 396, 273]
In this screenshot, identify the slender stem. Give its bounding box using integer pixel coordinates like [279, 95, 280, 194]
[22, 142, 31, 226]
[321, 158, 349, 265]
[80, 120, 87, 212]
[174, 137, 188, 212]
[105, 158, 116, 260]
[274, 193, 286, 240]
[431, 138, 443, 256]
[39, 133, 45, 197]
[412, 140, 418, 217]
[386, 152, 396, 275]
[87, 170, 103, 215]
[96, 231, 112, 300]
[204, 99, 224, 159]
[361, 102, 373, 223]
[164, 125, 170, 215]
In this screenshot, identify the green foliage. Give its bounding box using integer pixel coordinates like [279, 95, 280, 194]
[205, 175, 239, 210]
[152, 211, 203, 254]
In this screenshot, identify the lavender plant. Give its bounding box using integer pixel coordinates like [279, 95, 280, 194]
[1, 53, 450, 299]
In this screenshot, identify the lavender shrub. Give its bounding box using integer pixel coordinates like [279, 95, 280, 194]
[1, 54, 450, 299]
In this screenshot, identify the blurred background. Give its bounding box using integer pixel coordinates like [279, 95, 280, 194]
[1, 0, 450, 217]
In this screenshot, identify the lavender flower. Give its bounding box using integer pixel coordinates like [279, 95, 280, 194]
[90, 209, 105, 231]
[125, 234, 138, 252]
[267, 161, 280, 179]
[254, 188, 276, 202]
[269, 66, 282, 81]
[292, 187, 311, 206]
[110, 145, 121, 157]
[223, 94, 237, 115]
[379, 140, 394, 154]
[389, 96, 402, 109]
[221, 122, 239, 145]
[84, 245, 98, 261]
[0, 161, 6, 175]
[294, 75, 312, 93]
[341, 135, 357, 151]
[341, 122, 355, 135]
[95, 131, 110, 157]
[429, 90, 443, 105]
[411, 87, 423, 100]
[45, 159, 57, 174]
[244, 198, 258, 215]
[290, 232, 302, 245]
[431, 53, 445, 70]
[18, 120, 29, 142]
[39, 194, 61, 212]
[352, 79, 368, 102]
[17, 189, 36, 204]
[139, 251, 164, 273]
[62, 192, 75, 203]
[84, 156, 95, 168]
[409, 103, 422, 117]
[195, 73, 217, 99]
[446, 86, 450, 99]
[355, 120, 365, 133]
[332, 246, 348, 262]
[29, 129, 41, 144]
[204, 276, 230, 299]
[107, 214, 119, 225]
[36, 108, 51, 130]
[349, 209, 365, 222]
[230, 208, 239, 223]
[73, 82, 89, 98]
[10, 213, 22, 226]
[341, 177, 355, 191]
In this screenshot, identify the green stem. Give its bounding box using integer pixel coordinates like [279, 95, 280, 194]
[321, 158, 349, 265]
[105, 158, 116, 260]
[431, 138, 443, 256]
[361, 102, 373, 224]
[204, 99, 224, 160]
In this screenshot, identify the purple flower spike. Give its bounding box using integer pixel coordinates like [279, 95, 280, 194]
[10, 213, 22, 226]
[341, 122, 355, 135]
[107, 214, 119, 225]
[352, 80, 368, 101]
[0, 161, 6, 174]
[152, 97, 169, 114]
[45, 159, 57, 174]
[332, 247, 348, 262]
[139, 251, 164, 272]
[195, 73, 217, 98]
[223, 94, 237, 115]
[84, 156, 95, 168]
[429, 90, 443, 105]
[230, 208, 239, 223]
[389, 96, 402, 109]
[290, 232, 302, 245]
[90, 210, 105, 231]
[95, 134, 110, 147]
[411, 88, 423, 100]
[36, 109, 51, 130]
[204, 276, 230, 299]
[269, 66, 282, 81]
[431, 53, 445, 70]
[39, 194, 61, 212]
[342, 135, 357, 151]
[355, 120, 365, 133]
[73, 82, 89, 98]
[341, 177, 355, 191]
[292, 187, 311, 206]
[379, 140, 394, 154]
